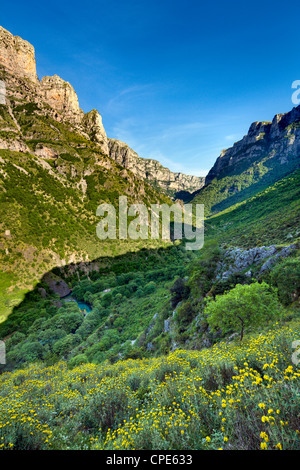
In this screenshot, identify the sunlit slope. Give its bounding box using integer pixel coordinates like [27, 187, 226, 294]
[204, 169, 300, 248]
[0, 321, 299, 450]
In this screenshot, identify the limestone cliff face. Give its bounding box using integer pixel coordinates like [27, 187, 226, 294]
[108, 139, 205, 195]
[82, 109, 109, 154]
[0, 26, 111, 155]
[0, 26, 39, 84]
[0, 25, 203, 195]
[206, 106, 300, 184]
[40, 75, 84, 125]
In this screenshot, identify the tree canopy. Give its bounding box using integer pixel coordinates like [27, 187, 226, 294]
[205, 282, 282, 341]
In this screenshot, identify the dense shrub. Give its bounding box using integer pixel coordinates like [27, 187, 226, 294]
[176, 301, 196, 328]
[269, 257, 300, 305]
[170, 278, 190, 308]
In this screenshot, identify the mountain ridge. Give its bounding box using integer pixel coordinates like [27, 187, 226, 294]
[0, 25, 204, 196]
[206, 105, 300, 185]
[191, 104, 300, 214]
[108, 138, 205, 196]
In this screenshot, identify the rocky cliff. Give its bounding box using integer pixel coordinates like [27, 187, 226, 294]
[108, 138, 205, 196]
[191, 104, 300, 215]
[0, 27, 104, 150]
[206, 106, 300, 185]
[0, 25, 203, 196]
[82, 109, 109, 155]
[0, 26, 39, 84]
[40, 74, 84, 126]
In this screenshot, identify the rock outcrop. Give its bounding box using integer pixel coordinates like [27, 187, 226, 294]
[40, 75, 84, 125]
[215, 244, 297, 280]
[0, 26, 39, 84]
[108, 138, 205, 195]
[42, 272, 71, 298]
[82, 109, 109, 154]
[0, 26, 106, 148]
[206, 106, 300, 184]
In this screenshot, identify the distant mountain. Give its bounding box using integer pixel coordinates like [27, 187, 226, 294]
[108, 139, 205, 197]
[191, 106, 300, 214]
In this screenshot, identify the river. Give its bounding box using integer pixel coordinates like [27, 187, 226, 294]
[62, 294, 92, 314]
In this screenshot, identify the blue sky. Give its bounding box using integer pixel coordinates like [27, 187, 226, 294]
[1, 0, 300, 176]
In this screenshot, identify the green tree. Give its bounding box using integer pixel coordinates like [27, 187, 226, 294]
[68, 354, 89, 369]
[19, 341, 44, 362]
[54, 311, 83, 334]
[144, 281, 156, 295]
[52, 333, 81, 356]
[205, 282, 282, 341]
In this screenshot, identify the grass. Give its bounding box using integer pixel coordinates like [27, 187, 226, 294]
[0, 271, 28, 323]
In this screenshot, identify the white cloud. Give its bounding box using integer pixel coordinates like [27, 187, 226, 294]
[225, 133, 243, 142]
[105, 84, 155, 115]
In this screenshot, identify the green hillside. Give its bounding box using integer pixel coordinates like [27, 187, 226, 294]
[1, 167, 299, 369]
[0, 101, 171, 322]
[205, 169, 300, 248]
[0, 320, 299, 450]
[0, 26, 299, 453]
[191, 153, 299, 216]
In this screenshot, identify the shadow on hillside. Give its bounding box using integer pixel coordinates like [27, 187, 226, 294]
[0, 221, 203, 339]
[210, 161, 300, 215]
[193, 158, 300, 216]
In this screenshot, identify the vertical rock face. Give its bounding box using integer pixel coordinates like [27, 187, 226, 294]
[40, 75, 84, 125]
[205, 106, 300, 184]
[0, 26, 39, 84]
[0, 80, 6, 104]
[82, 109, 109, 154]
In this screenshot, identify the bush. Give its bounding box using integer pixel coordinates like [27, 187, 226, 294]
[144, 281, 156, 295]
[19, 341, 44, 362]
[54, 311, 84, 334]
[68, 354, 89, 369]
[52, 334, 81, 356]
[205, 282, 282, 341]
[176, 301, 195, 328]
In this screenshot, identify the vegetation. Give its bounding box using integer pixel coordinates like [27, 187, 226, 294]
[0, 154, 299, 451]
[205, 282, 282, 341]
[204, 169, 300, 248]
[192, 150, 299, 217]
[0, 321, 299, 450]
[0, 68, 299, 451]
